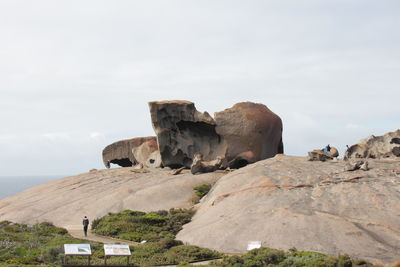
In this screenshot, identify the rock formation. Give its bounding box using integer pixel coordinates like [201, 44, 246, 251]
[308, 147, 339, 161]
[344, 160, 369, 171]
[102, 136, 161, 168]
[190, 152, 224, 174]
[149, 101, 283, 169]
[345, 129, 400, 159]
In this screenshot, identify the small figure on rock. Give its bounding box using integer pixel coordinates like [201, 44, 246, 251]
[322, 144, 331, 153]
[308, 145, 339, 161]
[82, 216, 89, 237]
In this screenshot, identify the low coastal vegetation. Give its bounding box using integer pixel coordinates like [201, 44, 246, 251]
[193, 184, 212, 198]
[92, 208, 195, 242]
[0, 216, 219, 266]
[203, 247, 374, 267]
[0, 220, 84, 266]
[0, 213, 378, 267]
[91, 209, 221, 265]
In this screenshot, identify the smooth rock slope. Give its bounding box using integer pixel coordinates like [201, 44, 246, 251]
[0, 167, 223, 229]
[177, 155, 400, 264]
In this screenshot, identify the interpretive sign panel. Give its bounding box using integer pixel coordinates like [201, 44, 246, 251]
[247, 241, 262, 251]
[104, 244, 131, 256]
[64, 244, 92, 255]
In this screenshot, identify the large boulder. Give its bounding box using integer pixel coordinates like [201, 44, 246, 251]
[102, 136, 161, 168]
[214, 102, 284, 168]
[149, 101, 283, 169]
[345, 129, 400, 159]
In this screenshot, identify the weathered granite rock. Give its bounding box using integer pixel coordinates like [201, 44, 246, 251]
[344, 160, 369, 171]
[0, 167, 224, 230]
[149, 101, 283, 169]
[191, 152, 224, 174]
[215, 102, 284, 168]
[345, 129, 400, 159]
[177, 155, 400, 264]
[308, 147, 339, 161]
[102, 136, 160, 168]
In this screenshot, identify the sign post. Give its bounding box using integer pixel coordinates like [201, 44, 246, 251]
[247, 241, 262, 251]
[64, 244, 92, 265]
[103, 244, 131, 266]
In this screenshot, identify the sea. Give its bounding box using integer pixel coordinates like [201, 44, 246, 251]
[0, 175, 66, 200]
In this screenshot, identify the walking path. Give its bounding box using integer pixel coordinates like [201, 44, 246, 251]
[66, 226, 138, 246]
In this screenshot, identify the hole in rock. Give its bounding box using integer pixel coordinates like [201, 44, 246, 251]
[393, 147, 400, 157]
[230, 159, 249, 169]
[390, 138, 400, 145]
[173, 120, 221, 165]
[110, 158, 133, 167]
[149, 159, 155, 164]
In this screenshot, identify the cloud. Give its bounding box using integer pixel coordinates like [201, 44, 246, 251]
[0, 1, 399, 175]
[90, 132, 105, 139]
[42, 132, 71, 141]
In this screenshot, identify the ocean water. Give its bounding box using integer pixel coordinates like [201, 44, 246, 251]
[0, 175, 66, 200]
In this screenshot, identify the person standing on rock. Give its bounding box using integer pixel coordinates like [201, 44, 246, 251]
[82, 216, 89, 237]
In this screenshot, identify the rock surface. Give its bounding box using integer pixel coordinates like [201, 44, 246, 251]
[0, 168, 223, 229]
[102, 136, 160, 168]
[177, 155, 400, 264]
[345, 129, 400, 159]
[149, 101, 283, 169]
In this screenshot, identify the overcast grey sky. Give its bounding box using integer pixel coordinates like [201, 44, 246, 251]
[0, 0, 399, 176]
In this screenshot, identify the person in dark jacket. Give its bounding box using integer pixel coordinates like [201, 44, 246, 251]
[82, 216, 89, 237]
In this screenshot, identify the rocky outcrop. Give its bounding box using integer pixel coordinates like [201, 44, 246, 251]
[149, 101, 220, 168]
[149, 101, 283, 169]
[190, 153, 224, 174]
[345, 129, 400, 159]
[344, 160, 369, 171]
[177, 155, 400, 264]
[308, 147, 339, 161]
[102, 137, 160, 168]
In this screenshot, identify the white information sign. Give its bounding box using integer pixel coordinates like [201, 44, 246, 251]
[104, 244, 131, 256]
[64, 244, 92, 255]
[247, 241, 262, 251]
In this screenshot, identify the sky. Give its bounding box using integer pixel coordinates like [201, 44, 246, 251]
[0, 0, 399, 176]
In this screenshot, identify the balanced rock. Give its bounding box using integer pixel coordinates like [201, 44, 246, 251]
[149, 101, 283, 169]
[345, 129, 400, 159]
[102, 136, 161, 168]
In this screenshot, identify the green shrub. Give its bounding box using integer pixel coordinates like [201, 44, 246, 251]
[0, 221, 95, 266]
[92, 208, 194, 242]
[194, 184, 212, 198]
[206, 247, 373, 267]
